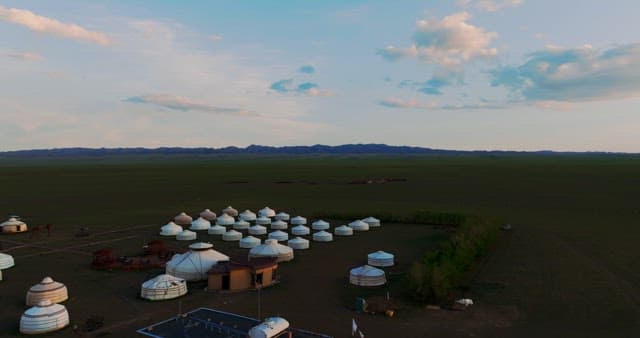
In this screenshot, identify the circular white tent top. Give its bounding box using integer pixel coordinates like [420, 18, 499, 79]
[222, 206, 239, 217]
[271, 220, 288, 230]
[26, 277, 68, 306]
[174, 212, 193, 226]
[20, 300, 69, 335]
[239, 209, 257, 222]
[199, 209, 217, 221]
[160, 221, 182, 236]
[367, 251, 395, 267]
[222, 230, 242, 241]
[166, 243, 229, 281]
[287, 237, 309, 250]
[313, 230, 333, 242]
[239, 236, 261, 249]
[1, 217, 27, 233]
[290, 216, 307, 225]
[349, 220, 370, 231]
[349, 265, 386, 287]
[268, 230, 289, 242]
[362, 216, 381, 227]
[141, 274, 187, 301]
[233, 219, 250, 230]
[275, 212, 290, 221]
[176, 229, 197, 241]
[258, 207, 276, 218]
[216, 214, 235, 226]
[334, 225, 354, 236]
[256, 216, 271, 225]
[311, 220, 330, 231]
[248, 317, 290, 338]
[291, 225, 310, 236]
[207, 224, 226, 235]
[190, 217, 211, 231]
[248, 225, 267, 235]
[249, 239, 294, 262]
[0, 252, 16, 270]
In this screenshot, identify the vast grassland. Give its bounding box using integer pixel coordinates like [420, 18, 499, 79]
[0, 154, 639, 337]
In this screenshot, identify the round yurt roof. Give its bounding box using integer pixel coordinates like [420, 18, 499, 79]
[290, 216, 307, 225]
[199, 209, 217, 221]
[189, 242, 213, 250]
[160, 221, 182, 236]
[288, 237, 309, 245]
[174, 212, 193, 224]
[239, 209, 257, 221]
[28, 276, 67, 294]
[166, 244, 229, 281]
[222, 230, 242, 241]
[334, 225, 354, 235]
[1, 217, 25, 227]
[349, 220, 370, 231]
[350, 265, 385, 277]
[256, 216, 271, 225]
[271, 220, 287, 229]
[20, 300, 69, 334]
[216, 214, 235, 226]
[190, 217, 211, 230]
[349, 265, 387, 286]
[287, 237, 309, 250]
[368, 250, 395, 267]
[249, 239, 294, 262]
[176, 229, 197, 240]
[233, 219, 250, 229]
[275, 212, 290, 221]
[368, 250, 394, 260]
[207, 224, 226, 235]
[222, 206, 238, 216]
[311, 219, 330, 230]
[313, 230, 333, 242]
[239, 236, 261, 248]
[291, 225, 310, 235]
[258, 207, 276, 218]
[248, 225, 267, 235]
[268, 230, 289, 241]
[142, 274, 185, 289]
[0, 252, 16, 269]
[362, 216, 380, 225]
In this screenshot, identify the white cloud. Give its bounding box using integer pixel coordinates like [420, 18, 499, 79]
[458, 0, 524, 12]
[0, 5, 111, 46]
[379, 97, 505, 110]
[209, 34, 223, 42]
[2, 51, 43, 61]
[124, 94, 258, 117]
[303, 88, 334, 97]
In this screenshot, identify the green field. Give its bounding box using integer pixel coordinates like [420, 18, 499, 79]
[1, 154, 639, 337]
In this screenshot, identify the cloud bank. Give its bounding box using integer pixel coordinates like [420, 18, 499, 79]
[124, 94, 257, 117]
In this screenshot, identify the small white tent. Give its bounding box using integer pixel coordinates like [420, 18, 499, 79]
[311, 220, 330, 231]
[362, 216, 381, 227]
[256, 216, 271, 225]
[349, 265, 386, 286]
[334, 225, 354, 236]
[270, 220, 288, 230]
[268, 230, 289, 242]
[20, 300, 69, 335]
[312, 231, 333, 242]
[287, 237, 310, 250]
[239, 209, 257, 222]
[239, 236, 261, 249]
[160, 221, 182, 236]
[290, 216, 307, 225]
[174, 212, 193, 226]
[0, 252, 16, 270]
[249, 239, 294, 262]
[190, 217, 211, 231]
[248, 317, 289, 338]
[1, 217, 28, 233]
[166, 242, 229, 281]
[176, 229, 197, 241]
[140, 274, 187, 301]
[348, 220, 370, 231]
[291, 225, 310, 236]
[258, 206, 276, 218]
[222, 230, 242, 241]
[233, 219, 250, 230]
[216, 214, 235, 226]
[207, 224, 226, 235]
[199, 209, 217, 222]
[222, 206, 238, 217]
[367, 251, 395, 267]
[275, 212, 290, 221]
[249, 225, 267, 235]
[26, 277, 68, 306]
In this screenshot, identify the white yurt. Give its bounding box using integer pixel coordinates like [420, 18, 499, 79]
[176, 229, 197, 241]
[166, 242, 229, 281]
[207, 224, 226, 235]
[271, 220, 288, 230]
[258, 206, 276, 218]
[239, 209, 257, 222]
[349, 220, 370, 231]
[216, 214, 235, 226]
[334, 225, 354, 236]
[248, 225, 267, 235]
[367, 251, 395, 267]
[26, 277, 68, 306]
[0, 252, 16, 270]
[249, 239, 294, 262]
[275, 212, 290, 221]
[268, 230, 289, 242]
[20, 300, 69, 335]
[190, 217, 211, 231]
[287, 237, 310, 250]
[290, 216, 307, 225]
[311, 220, 330, 231]
[312, 230, 333, 242]
[1, 217, 28, 233]
[291, 225, 310, 236]
[140, 274, 187, 301]
[256, 216, 271, 225]
[199, 209, 217, 222]
[248, 317, 290, 338]
[174, 212, 193, 226]
[222, 230, 242, 241]
[362, 216, 381, 227]
[160, 221, 182, 236]
[349, 265, 387, 286]
[222, 206, 238, 217]
[239, 236, 261, 249]
[233, 219, 250, 230]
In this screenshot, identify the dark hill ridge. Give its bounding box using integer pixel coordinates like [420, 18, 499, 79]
[0, 144, 634, 158]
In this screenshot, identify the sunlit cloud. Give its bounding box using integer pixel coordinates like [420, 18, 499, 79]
[124, 94, 258, 117]
[2, 51, 43, 61]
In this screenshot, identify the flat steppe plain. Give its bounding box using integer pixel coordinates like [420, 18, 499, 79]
[0, 155, 639, 337]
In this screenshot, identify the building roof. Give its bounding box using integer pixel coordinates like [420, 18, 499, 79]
[208, 256, 277, 274]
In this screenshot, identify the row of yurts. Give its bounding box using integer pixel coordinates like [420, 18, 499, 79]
[144, 206, 394, 300]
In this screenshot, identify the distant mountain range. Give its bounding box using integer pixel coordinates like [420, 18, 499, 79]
[0, 144, 634, 158]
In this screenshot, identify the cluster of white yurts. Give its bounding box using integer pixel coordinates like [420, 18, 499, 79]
[19, 276, 70, 334]
[349, 250, 395, 287]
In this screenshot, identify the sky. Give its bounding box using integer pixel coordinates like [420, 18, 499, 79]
[1, 0, 640, 152]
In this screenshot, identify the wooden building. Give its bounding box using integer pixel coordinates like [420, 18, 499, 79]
[207, 256, 278, 291]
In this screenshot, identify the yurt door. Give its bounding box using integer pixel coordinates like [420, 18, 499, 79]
[222, 275, 230, 290]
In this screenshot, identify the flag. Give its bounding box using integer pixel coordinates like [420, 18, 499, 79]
[359, 329, 365, 338]
[352, 319, 357, 336]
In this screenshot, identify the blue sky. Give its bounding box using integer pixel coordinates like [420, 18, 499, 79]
[1, 0, 639, 151]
